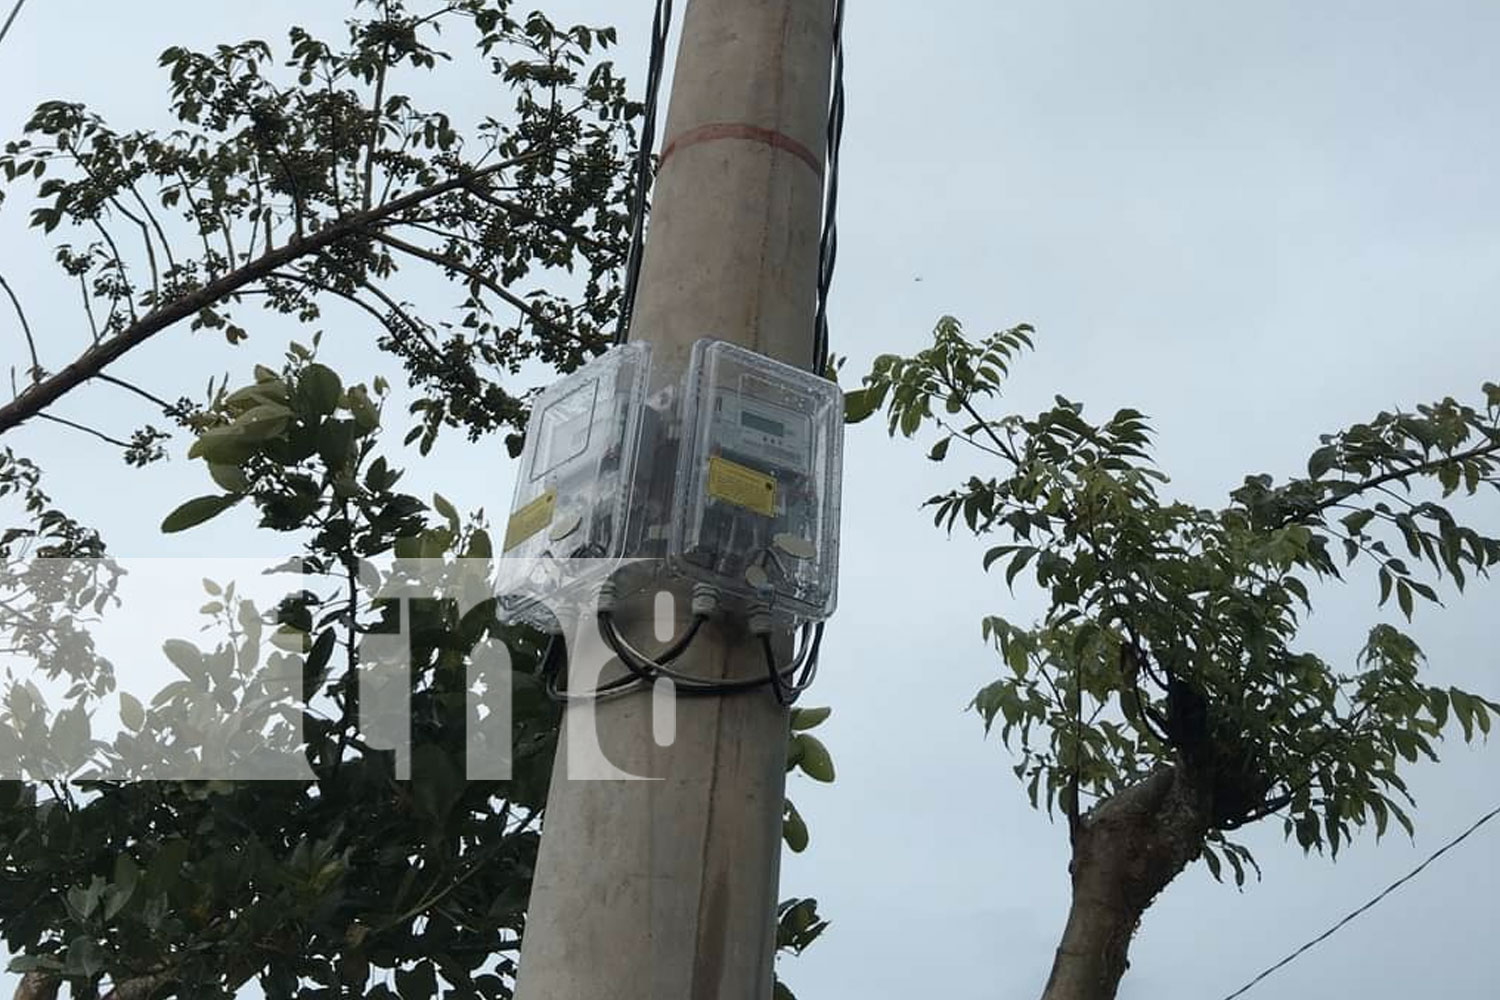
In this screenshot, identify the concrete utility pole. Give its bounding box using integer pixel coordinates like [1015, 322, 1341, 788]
[513, 1, 835, 998]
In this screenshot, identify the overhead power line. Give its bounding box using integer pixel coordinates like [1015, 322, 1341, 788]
[616, 0, 673, 344]
[0, 0, 28, 50]
[1218, 802, 1500, 1000]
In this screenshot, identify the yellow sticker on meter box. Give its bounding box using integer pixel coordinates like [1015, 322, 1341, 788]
[502, 488, 557, 552]
[707, 456, 777, 516]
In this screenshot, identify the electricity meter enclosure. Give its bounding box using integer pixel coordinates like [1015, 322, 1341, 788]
[670, 339, 843, 622]
[497, 341, 652, 629]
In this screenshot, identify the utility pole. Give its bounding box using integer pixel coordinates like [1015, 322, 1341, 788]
[513, 1, 836, 997]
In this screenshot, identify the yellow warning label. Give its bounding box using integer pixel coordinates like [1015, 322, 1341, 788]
[707, 455, 777, 516]
[502, 488, 557, 552]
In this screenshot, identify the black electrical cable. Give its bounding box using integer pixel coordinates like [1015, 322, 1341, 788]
[1216, 802, 1500, 1000]
[615, 0, 674, 344]
[764, 622, 823, 705]
[539, 631, 647, 702]
[601, 610, 706, 668]
[812, 0, 846, 372]
[595, 611, 823, 699]
[599, 611, 770, 696]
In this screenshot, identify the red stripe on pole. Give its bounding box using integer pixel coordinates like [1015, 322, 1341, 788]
[659, 122, 823, 176]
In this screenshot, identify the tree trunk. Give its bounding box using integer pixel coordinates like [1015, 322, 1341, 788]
[14, 973, 58, 1000]
[1040, 765, 1211, 1000]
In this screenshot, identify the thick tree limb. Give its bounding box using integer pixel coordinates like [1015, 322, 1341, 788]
[0, 155, 535, 436]
[14, 972, 58, 1000]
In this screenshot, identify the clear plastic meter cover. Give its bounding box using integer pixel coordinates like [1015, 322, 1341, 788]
[497, 342, 651, 628]
[671, 339, 844, 622]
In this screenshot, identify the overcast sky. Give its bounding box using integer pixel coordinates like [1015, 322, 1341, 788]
[1, 2, 1497, 999]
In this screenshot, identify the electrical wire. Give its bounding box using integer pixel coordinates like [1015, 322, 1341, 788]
[593, 611, 823, 701]
[1216, 802, 1500, 999]
[812, 0, 846, 373]
[762, 621, 822, 705]
[538, 631, 648, 702]
[0, 0, 27, 51]
[615, 0, 845, 361]
[615, 0, 674, 344]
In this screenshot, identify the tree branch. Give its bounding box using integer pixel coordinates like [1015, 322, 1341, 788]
[0, 271, 41, 379]
[93, 372, 175, 412]
[371, 230, 578, 343]
[263, 270, 443, 364]
[14, 971, 58, 1000]
[78, 274, 101, 343]
[1299, 440, 1500, 524]
[364, 40, 390, 212]
[0, 155, 539, 436]
[36, 412, 133, 448]
[462, 184, 615, 255]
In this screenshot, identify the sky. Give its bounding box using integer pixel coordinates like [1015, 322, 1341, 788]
[1, 2, 1498, 999]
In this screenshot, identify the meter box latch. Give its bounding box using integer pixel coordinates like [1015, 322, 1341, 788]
[670, 339, 844, 622]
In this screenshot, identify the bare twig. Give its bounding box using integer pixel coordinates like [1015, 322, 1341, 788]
[0, 272, 41, 379]
[264, 269, 443, 363]
[93, 373, 175, 413]
[36, 412, 133, 449]
[364, 39, 390, 212]
[79, 274, 101, 343]
[371, 230, 577, 342]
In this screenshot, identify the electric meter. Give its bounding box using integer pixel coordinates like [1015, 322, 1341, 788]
[670, 339, 844, 622]
[497, 342, 652, 629]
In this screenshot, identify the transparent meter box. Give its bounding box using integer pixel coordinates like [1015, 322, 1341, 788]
[670, 339, 844, 622]
[498, 342, 652, 628]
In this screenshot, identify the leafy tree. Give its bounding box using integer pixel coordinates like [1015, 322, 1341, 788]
[846, 316, 1500, 1000]
[0, 0, 638, 452]
[0, 3, 833, 997]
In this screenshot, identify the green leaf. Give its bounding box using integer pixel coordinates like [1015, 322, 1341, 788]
[790, 706, 831, 731]
[299, 363, 342, 415]
[233, 402, 294, 441]
[207, 462, 251, 492]
[161, 494, 239, 533]
[1202, 844, 1223, 882]
[346, 386, 380, 432]
[105, 855, 140, 919]
[783, 800, 809, 853]
[396, 959, 437, 1000]
[64, 936, 104, 978]
[467, 528, 494, 560]
[162, 639, 206, 680]
[791, 734, 835, 782]
[1005, 547, 1038, 590]
[843, 387, 879, 424]
[433, 493, 460, 531]
[189, 426, 258, 464]
[119, 692, 145, 731]
[928, 436, 951, 462]
[1307, 445, 1338, 480]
